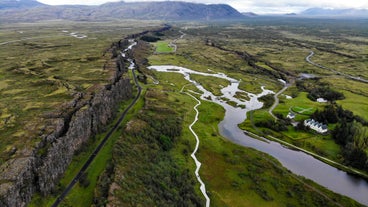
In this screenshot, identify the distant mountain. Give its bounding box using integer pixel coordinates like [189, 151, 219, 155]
[98, 1, 244, 20]
[0, 0, 44, 9]
[0, 1, 245, 22]
[300, 8, 368, 18]
[242, 12, 258, 17]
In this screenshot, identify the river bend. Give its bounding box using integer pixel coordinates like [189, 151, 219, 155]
[148, 65, 368, 206]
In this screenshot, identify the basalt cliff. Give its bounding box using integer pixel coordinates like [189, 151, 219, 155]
[0, 40, 133, 206]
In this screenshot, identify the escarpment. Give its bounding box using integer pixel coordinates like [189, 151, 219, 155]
[0, 40, 133, 207]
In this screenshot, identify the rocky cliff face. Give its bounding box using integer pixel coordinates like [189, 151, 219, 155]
[0, 42, 133, 206]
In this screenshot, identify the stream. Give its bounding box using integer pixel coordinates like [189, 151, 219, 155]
[148, 65, 368, 206]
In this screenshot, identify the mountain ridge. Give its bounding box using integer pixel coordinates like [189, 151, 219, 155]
[0, 0, 245, 22]
[0, 0, 45, 10]
[300, 8, 368, 17]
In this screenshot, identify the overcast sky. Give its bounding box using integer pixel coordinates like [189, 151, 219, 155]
[37, 0, 368, 14]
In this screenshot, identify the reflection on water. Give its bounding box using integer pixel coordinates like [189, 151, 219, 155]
[149, 65, 368, 205]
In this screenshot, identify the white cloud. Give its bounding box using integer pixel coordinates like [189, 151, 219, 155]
[230, 0, 368, 13]
[37, 0, 368, 13]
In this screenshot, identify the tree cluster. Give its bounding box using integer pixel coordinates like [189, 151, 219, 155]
[307, 87, 345, 102]
[93, 162, 114, 206]
[312, 104, 365, 125]
[136, 110, 182, 151]
[255, 117, 290, 132]
[140, 35, 161, 42]
[296, 79, 345, 102]
[109, 90, 202, 206]
[312, 104, 368, 170]
[333, 121, 368, 170]
[259, 94, 274, 109]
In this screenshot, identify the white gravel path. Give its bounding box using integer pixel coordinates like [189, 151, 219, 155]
[186, 92, 210, 207]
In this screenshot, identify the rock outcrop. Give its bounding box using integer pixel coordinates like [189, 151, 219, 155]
[0, 41, 133, 206]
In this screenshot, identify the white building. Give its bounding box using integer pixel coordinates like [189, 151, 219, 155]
[304, 119, 328, 134]
[287, 112, 296, 119]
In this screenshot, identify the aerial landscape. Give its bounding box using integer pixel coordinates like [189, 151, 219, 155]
[0, 0, 368, 206]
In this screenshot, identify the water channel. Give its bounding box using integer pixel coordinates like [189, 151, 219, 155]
[148, 65, 368, 206]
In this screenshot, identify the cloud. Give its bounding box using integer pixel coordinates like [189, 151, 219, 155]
[230, 0, 368, 13]
[37, 0, 368, 13]
[246, 0, 368, 9]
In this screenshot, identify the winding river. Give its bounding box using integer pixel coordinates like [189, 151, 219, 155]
[148, 65, 368, 206]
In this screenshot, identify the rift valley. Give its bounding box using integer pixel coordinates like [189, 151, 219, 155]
[1, 1, 368, 207]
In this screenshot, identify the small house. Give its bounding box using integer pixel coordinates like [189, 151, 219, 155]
[287, 112, 296, 119]
[304, 119, 328, 134]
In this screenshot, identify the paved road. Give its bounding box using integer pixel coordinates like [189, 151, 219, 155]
[168, 30, 186, 53]
[306, 51, 368, 83]
[305, 51, 327, 69]
[268, 85, 289, 120]
[51, 67, 142, 207]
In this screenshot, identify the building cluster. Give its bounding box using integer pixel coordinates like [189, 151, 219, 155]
[304, 119, 328, 133]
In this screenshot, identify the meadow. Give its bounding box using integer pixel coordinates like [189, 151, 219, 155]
[154, 41, 174, 53]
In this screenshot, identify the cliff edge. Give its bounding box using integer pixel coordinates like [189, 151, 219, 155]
[0, 40, 133, 206]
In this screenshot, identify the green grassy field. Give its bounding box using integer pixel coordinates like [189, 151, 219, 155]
[337, 90, 368, 121]
[154, 41, 174, 53]
[274, 92, 326, 121]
